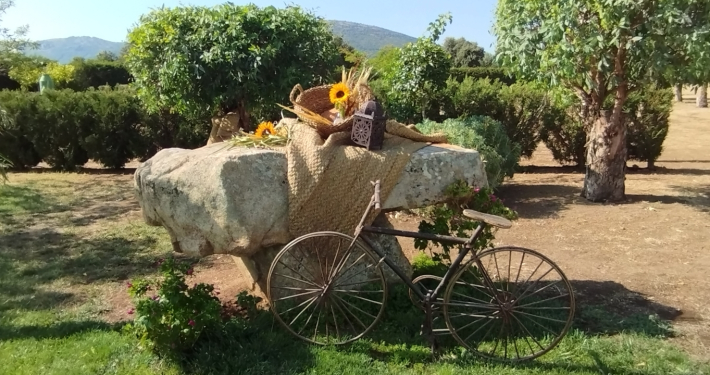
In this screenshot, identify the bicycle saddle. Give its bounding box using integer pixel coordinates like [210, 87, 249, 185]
[462, 209, 513, 229]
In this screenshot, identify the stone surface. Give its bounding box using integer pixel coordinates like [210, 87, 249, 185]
[134, 141, 488, 287]
[134, 142, 291, 257]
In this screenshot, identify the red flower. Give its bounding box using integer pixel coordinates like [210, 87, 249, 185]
[127, 308, 134, 315]
[490, 195, 497, 201]
[186, 268, 194, 276]
[126, 282, 132, 288]
[188, 320, 195, 326]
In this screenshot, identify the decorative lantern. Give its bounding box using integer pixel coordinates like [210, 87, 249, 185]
[351, 100, 387, 150]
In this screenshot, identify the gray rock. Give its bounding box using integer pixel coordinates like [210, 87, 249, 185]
[134, 142, 291, 257]
[134, 141, 488, 287]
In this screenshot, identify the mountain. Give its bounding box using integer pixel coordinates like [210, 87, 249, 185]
[28, 21, 415, 63]
[328, 20, 416, 55]
[27, 36, 124, 63]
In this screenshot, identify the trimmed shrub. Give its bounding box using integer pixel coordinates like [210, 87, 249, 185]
[441, 77, 547, 158]
[417, 116, 521, 188]
[68, 59, 132, 91]
[449, 67, 517, 86]
[0, 89, 208, 170]
[80, 90, 143, 169]
[625, 87, 673, 168]
[540, 86, 673, 167]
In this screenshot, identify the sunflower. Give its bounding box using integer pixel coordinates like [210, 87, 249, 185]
[254, 121, 276, 138]
[329, 82, 350, 105]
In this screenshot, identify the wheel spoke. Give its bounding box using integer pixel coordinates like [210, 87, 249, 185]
[280, 295, 318, 315]
[274, 288, 320, 302]
[516, 279, 562, 305]
[510, 311, 546, 352]
[516, 267, 555, 302]
[336, 291, 383, 306]
[289, 295, 320, 326]
[333, 293, 378, 320]
[515, 293, 570, 309]
[514, 310, 563, 337]
[273, 272, 320, 288]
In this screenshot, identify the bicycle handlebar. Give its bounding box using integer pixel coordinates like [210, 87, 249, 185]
[373, 181, 381, 209]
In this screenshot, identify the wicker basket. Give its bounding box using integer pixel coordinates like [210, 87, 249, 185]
[289, 84, 373, 138]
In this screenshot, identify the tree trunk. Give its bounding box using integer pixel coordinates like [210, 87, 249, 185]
[673, 83, 683, 102]
[236, 100, 251, 131]
[697, 84, 708, 108]
[582, 110, 627, 202]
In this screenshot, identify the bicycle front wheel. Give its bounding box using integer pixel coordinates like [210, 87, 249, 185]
[267, 231, 388, 345]
[443, 246, 575, 362]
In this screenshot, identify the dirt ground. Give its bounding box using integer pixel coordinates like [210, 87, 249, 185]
[81, 96, 709, 358]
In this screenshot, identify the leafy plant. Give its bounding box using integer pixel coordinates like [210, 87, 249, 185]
[125, 4, 341, 130]
[0, 107, 11, 182]
[495, 0, 709, 201]
[387, 14, 452, 122]
[125, 257, 222, 355]
[415, 180, 517, 263]
[417, 116, 521, 188]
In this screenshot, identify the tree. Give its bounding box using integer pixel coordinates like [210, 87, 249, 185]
[388, 14, 453, 122]
[124, 4, 340, 130]
[443, 37, 485, 68]
[495, 0, 709, 201]
[332, 36, 366, 73]
[0, 0, 37, 69]
[68, 57, 132, 90]
[8, 56, 75, 89]
[95, 50, 118, 62]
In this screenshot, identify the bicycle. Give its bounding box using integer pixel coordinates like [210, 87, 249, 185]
[267, 180, 575, 362]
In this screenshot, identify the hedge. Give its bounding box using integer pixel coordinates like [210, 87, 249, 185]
[448, 67, 517, 86]
[441, 77, 549, 158]
[68, 60, 133, 91]
[0, 89, 208, 170]
[539, 86, 673, 167]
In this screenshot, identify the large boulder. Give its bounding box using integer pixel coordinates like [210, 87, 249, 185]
[134, 142, 487, 291]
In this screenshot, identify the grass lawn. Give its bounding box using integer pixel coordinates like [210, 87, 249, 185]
[1, 173, 708, 375]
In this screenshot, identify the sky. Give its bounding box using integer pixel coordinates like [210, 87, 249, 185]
[4, 0, 499, 50]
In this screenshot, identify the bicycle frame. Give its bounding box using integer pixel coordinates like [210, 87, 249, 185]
[348, 180, 487, 306]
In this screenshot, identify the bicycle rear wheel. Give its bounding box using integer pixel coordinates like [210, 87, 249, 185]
[443, 246, 575, 362]
[267, 231, 388, 345]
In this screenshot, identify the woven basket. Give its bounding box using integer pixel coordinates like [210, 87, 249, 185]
[289, 84, 373, 138]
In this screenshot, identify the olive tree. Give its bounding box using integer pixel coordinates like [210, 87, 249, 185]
[495, 0, 709, 201]
[125, 4, 340, 130]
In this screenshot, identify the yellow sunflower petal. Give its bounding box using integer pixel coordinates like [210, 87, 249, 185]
[254, 121, 276, 138]
[329, 82, 350, 105]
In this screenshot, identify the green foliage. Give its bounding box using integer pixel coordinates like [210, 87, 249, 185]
[0, 0, 38, 67]
[410, 252, 448, 278]
[0, 107, 11, 182]
[417, 116, 521, 188]
[625, 87, 674, 167]
[125, 257, 222, 355]
[0, 89, 207, 170]
[415, 180, 517, 263]
[125, 4, 341, 127]
[448, 67, 516, 86]
[7, 55, 75, 90]
[442, 77, 549, 157]
[539, 86, 673, 167]
[67, 57, 132, 90]
[387, 14, 452, 122]
[442, 37, 485, 68]
[495, 0, 702, 100]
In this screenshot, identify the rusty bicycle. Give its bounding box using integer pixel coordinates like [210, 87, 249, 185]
[267, 180, 575, 362]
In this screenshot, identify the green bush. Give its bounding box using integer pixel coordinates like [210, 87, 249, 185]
[449, 67, 517, 85]
[417, 116, 521, 188]
[68, 59, 132, 91]
[126, 257, 222, 355]
[625, 87, 673, 168]
[441, 77, 548, 158]
[0, 89, 207, 170]
[80, 90, 143, 169]
[415, 180, 518, 263]
[539, 86, 672, 167]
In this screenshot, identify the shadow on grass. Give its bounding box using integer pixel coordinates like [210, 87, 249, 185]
[168, 278, 682, 374]
[0, 226, 165, 313]
[0, 320, 120, 341]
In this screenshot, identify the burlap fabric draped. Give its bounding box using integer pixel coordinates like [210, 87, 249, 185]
[285, 118, 447, 238]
